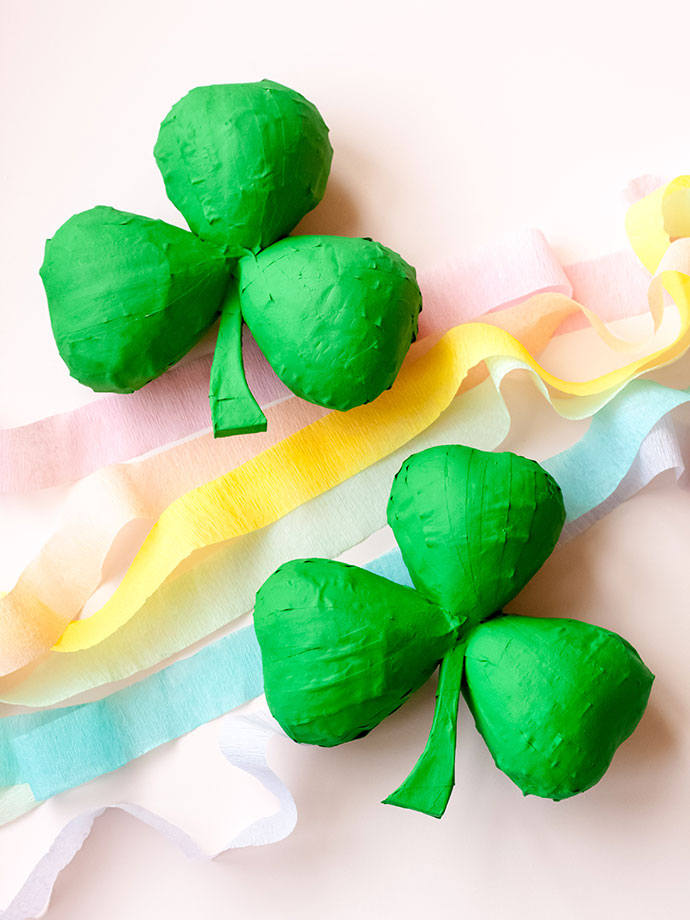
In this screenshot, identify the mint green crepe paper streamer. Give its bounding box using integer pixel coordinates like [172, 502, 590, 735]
[154, 81, 333, 254]
[1, 374, 687, 718]
[40, 207, 231, 393]
[0, 379, 507, 712]
[1, 378, 689, 805]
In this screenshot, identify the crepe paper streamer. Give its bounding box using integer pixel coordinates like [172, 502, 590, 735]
[462, 615, 653, 800]
[563, 414, 690, 541]
[416, 228, 572, 336]
[0, 305, 563, 672]
[0, 709, 296, 920]
[254, 446, 653, 816]
[626, 175, 690, 273]
[0, 378, 509, 708]
[0, 627, 263, 798]
[49, 245, 690, 658]
[561, 250, 654, 338]
[541, 378, 690, 520]
[235, 235, 422, 411]
[387, 447, 565, 627]
[154, 81, 332, 254]
[41, 208, 231, 394]
[1, 382, 687, 800]
[0, 262, 676, 688]
[0, 302, 672, 692]
[0, 331, 290, 493]
[623, 174, 666, 206]
[0, 290, 686, 708]
[0, 296, 569, 682]
[368, 380, 690, 579]
[0, 221, 655, 495]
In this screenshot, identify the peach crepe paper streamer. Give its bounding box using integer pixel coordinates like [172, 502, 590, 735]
[0, 223, 662, 495]
[0, 295, 574, 675]
[0, 301, 574, 706]
[51, 250, 690, 657]
[0, 178, 685, 675]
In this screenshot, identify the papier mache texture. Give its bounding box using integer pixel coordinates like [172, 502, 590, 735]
[154, 80, 333, 254]
[40, 80, 420, 437]
[387, 446, 565, 627]
[254, 444, 654, 817]
[41, 207, 229, 393]
[236, 235, 422, 410]
[463, 615, 653, 800]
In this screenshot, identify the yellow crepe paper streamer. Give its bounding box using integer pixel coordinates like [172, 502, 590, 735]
[0, 298, 574, 703]
[0, 179, 687, 674]
[625, 175, 690, 275]
[55, 262, 690, 653]
[0, 296, 573, 678]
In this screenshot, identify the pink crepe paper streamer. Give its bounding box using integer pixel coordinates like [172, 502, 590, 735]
[559, 250, 654, 334]
[0, 229, 570, 494]
[0, 199, 669, 495]
[0, 334, 290, 493]
[623, 175, 666, 206]
[416, 228, 572, 336]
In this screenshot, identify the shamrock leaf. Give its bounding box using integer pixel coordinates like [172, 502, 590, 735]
[40, 207, 229, 393]
[254, 445, 654, 818]
[254, 558, 461, 747]
[387, 444, 565, 627]
[463, 615, 653, 800]
[40, 80, 422, 439]
[235, 235, 421, 411]
[154, 80, 333, 254]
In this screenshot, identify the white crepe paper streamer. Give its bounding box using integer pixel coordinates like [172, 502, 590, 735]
[0, 706, 294, 919]
[2, 414, 690, 916]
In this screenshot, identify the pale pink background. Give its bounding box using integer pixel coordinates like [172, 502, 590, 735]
[1, 1, 690, 917]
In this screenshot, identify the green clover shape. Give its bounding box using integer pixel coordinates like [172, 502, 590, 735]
[254, 444, 654, 818]
[39, 80, 422, 437]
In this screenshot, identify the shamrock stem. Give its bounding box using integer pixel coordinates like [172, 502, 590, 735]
[209, 282, 267, 437]
[383, 640, 466, 818]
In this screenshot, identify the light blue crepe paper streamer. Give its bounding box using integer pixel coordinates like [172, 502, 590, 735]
[2, 378, 689, 801]
[1, 627, 263, 799]
[542, 380, 690, 519]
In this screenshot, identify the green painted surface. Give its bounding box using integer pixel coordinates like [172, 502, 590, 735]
[255, 445, 653, 816]
[254, 558, 459, 747]
[154, 80, 332, 254]
[387, 445, 565, 625]
[383, 641, 466, 818]
[40, 206, 229, 393]
[463, 614, 654, 799]
[238, 235, 422, 411]
[209, 284, 267, 436]
[42, 83, 420, 434]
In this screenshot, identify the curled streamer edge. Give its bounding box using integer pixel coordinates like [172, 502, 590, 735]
[0, 706, 293, 920]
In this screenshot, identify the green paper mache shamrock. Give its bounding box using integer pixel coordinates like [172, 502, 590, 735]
[40, 81, 422, 438]
[253, 444, 654, 818]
